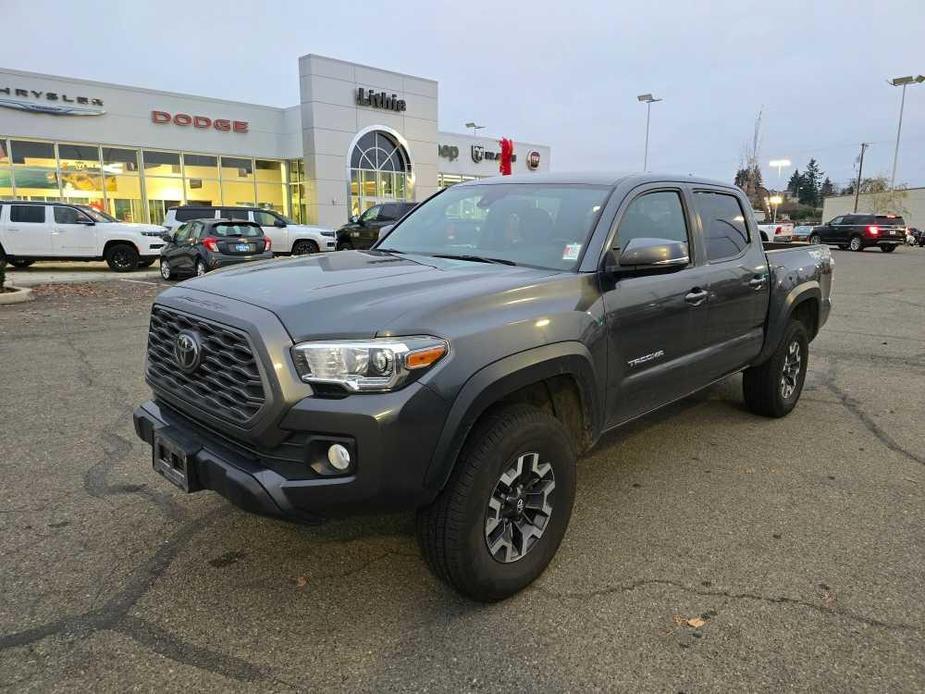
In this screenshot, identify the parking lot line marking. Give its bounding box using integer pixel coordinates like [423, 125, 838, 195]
[119, 279, 162, 287]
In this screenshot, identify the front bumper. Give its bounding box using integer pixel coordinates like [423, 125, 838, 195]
[133, 380, 451, 522]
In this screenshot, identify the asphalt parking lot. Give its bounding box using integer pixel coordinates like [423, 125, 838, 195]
[1, 248, 923, 692]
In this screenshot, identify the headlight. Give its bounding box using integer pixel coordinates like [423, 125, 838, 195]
[292, 336, 448, 392]
[320, 230, 335, 237]
[141, 230, 164, 237]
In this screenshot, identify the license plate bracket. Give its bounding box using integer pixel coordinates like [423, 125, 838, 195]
[235, 243, 251, 252]
[152, 428, 202, 492]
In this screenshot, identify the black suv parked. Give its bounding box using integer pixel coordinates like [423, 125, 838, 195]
[809, 213, 906, 252]
[336, 202, 417, 250]
[159, 219, 272, 279]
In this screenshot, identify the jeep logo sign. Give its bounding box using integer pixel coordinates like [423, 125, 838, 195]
[438, 144, 459, 161]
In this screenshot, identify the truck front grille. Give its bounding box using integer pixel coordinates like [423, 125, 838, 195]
[146, 305, 266, 422]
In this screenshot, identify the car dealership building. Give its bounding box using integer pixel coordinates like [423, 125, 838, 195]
[0, 55, 550, 227]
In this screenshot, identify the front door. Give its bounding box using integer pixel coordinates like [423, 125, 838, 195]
[165, 222, 196, 274]
[252, 209, 286, 250]
[5, 204, 51, 256]
[820, 216, 843, 244]
[691, 189, 769, 379]
[52, 205, 97, 256]
[601, 187, 714, 426]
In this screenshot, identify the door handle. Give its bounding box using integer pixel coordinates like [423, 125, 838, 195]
[685, 288, 708, 306]
[748, 276, 767, 289]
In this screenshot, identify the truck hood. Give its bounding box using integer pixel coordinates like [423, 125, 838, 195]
[175, 250, 562, 341]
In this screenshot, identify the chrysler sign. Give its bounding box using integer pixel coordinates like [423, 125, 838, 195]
[0, 86, 105, 116]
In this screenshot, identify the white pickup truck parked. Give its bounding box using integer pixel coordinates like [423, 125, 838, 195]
[757, 222, 795, 243]
[0, 201, 166, 271]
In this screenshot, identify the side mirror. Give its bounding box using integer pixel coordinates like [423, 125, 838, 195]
[611, 237, 689, 272]
[349, 215, 359, 224]
[161, 233, 174, 243]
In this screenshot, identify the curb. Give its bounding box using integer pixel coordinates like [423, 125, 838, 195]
[0, 285, 35, 305]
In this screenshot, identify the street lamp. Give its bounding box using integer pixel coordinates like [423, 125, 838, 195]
[769, 159, 792, 179]
[888, 74, 924, 189]
[637, 93, 662, 172]
[464, 121, 485, 137]
[769, 195, 783, 223]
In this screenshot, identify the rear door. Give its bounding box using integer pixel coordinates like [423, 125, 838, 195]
[6, 204, 51, 255]
[52, 205, 97, 256]
[601, 185, 715, 425]
[692, 189, 768, 378]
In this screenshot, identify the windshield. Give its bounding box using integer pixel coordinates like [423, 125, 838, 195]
[213, 223, 263, 238]
[379, 183, 610, 270]
[78, 206, 118, 223]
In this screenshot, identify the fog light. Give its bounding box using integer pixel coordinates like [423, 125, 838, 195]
[327, 444, 351, 471]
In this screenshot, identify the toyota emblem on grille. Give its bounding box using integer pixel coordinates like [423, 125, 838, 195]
[174, 331, 202, 373]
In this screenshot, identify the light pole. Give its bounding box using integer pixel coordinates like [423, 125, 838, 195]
[888, 75, 924, 189]
[769, 159, 792, 180]
[769, 195, 783, 223]
[464, 121, 485, 137]
[637, 94, 662, 172]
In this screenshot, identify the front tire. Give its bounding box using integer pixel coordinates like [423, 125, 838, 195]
[9, 259, 35, 268]
[849, 235, 863, 252]
[105, 243, 140, 272]
[808, 234, 821, 245]
[880, 244, 896, 253]
[159, 258, 174, 281]
[196, 259, 207, 277]
[291, 240, 320, 255]
[416, 404, 576, 602]
[743, 320, 809, 418]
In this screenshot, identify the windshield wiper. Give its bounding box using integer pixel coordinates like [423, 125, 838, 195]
[375, 248, 405, 254]
[430, 253, 517, 266]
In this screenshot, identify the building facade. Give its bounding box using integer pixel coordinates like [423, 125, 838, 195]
[0, 55, 550, 227]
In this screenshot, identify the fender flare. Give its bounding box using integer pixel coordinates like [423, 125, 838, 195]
[756, 281, 821, 364]
[423, 341, 600, 491]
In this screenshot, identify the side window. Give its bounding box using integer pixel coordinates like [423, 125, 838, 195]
[54, 206, 91, 224]
[10, 205, 46, 223]
[614, 190, 689, 254]
[694, 191, 750, 262]
[176, 223, 192, 243]
[221, 208, 249, 221]
[829, 216, 844, 226]
[253, 210, 278, 226]
[175, 208, 211, 222]
[360, 205, 380, 222]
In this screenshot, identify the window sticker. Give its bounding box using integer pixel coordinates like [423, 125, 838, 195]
[562, 243, 582, 261]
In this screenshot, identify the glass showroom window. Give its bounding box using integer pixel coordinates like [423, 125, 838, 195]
[183, 154, 220, 207]
[143, 150, 183, 224]
[0, 139, 12, 200]
[255, 159, 286, 213]
[287, 159, 307, 222]
[58, 143, 105, 210]
[221, 157, 255, 207]
[349, 131, 411, 217]
[103, 147, 143, 222]
[10, 139, 60, 201]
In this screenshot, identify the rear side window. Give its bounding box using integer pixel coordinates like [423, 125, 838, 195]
[220, 208, 250, 221]
[253, 210, 279, 226]
[175, 207, 213, 222]
[10, 205, 45, 223]
[614, 190, 689, 253]
[694, 192, 750, 261]
[875, 215, 905, 226]
[213, 223, 262, 237]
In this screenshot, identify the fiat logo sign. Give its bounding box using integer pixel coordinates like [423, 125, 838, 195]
[527, 150, 541, 170]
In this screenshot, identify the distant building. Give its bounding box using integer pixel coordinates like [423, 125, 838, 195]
[822, 187, 925, 228]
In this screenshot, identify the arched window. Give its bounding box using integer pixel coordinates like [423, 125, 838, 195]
[349, 130, 412, 217]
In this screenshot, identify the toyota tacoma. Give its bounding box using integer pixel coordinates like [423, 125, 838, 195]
[133, 173, 833, 601]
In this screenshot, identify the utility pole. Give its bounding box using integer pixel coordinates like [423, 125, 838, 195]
[853, 142, 869, 213]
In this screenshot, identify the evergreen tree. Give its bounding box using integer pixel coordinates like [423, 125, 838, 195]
[799, 158, 823, 207]
[787, 169, 803, 197]
[820, 177, 835, 199]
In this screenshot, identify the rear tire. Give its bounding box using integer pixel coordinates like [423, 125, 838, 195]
[880, 244, 896, 253]
[743, 320, 809, 418]
[416, 403, 576, 602]
[848, 235, 863, 252]
[9, 259, 35, 268]
[196, 259, 207, 277]
[808, 234, 821, 245]
[292, 239, 319, 255]
[105, 243, 139, 272]
[159, 258, 174, 281]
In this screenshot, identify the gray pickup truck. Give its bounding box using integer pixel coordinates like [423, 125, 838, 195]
[133, 173, 832, 601]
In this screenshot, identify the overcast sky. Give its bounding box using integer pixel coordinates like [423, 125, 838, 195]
[4, 0, 923, 189]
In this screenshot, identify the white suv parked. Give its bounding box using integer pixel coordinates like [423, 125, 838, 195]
[0, 201, 166, 272]
[163, 206, 335, 254]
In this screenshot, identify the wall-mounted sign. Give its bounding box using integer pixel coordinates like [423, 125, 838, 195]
[471, 145, 516, 164]
[437, 144, 459, 161]
[527, 150, 541, 170]
[356, 88, 406, 112]
[0, 87, 105, 116]
[151, 110, 248, 133]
